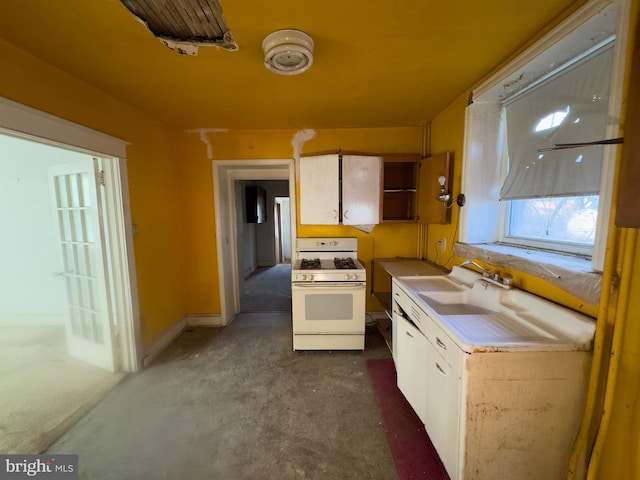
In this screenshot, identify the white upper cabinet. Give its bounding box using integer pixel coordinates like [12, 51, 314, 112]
[341, 154, 381, 225]
[299, 154, 340, 224]
[299, 153, 381, 225]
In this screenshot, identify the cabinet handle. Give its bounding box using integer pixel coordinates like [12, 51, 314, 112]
[332, 209, 339, 219]
[405, 331, 414, 338]
[435, 362, 447, 376]
[343, 209, 349, 219]
[436, 337, 447, 350]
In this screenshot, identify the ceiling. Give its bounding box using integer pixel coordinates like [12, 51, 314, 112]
[0, 0, 580, 130]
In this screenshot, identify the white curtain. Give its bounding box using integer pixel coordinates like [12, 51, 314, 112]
[500, 44, 614, 200]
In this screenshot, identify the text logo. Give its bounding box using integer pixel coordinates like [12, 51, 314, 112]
[0, 455, 78, 480]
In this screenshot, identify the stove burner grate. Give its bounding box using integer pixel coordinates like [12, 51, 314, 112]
[300, 258, 321, 270]
[334, 257, 357, 269]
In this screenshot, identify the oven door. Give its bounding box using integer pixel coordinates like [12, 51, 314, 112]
[291, 282, 365, 334]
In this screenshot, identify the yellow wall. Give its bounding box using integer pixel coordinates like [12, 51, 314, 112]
[0, 38, 185, 347]
[2, 6, 639, 476]
[178, 127, 424, 313]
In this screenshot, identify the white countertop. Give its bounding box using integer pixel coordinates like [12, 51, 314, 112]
[394, 266, 596, 353]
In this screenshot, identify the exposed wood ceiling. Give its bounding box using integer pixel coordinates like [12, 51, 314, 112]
[0, 0, 581, 130]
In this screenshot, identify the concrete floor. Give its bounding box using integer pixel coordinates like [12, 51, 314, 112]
[47, 313, 398, 480]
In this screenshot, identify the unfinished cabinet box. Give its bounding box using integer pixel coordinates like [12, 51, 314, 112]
[245, 185, 267, 223]
[382, 156, 419, 222]
[417, 151, 453, 225]
[381, 152, 452, 224]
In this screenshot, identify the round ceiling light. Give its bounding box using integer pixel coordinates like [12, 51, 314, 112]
[262, 29, 314, 76]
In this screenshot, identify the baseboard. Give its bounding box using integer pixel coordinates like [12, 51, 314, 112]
[185, 314, 223, 327]
[143, 317, 186, 368]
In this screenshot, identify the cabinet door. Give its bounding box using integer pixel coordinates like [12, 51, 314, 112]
[424, 342, 461, 479]
[418, 152, 452, 224]
[396, 315, 428, 423]
[300, 154, 339, 224]
[342, 154, 382, 225]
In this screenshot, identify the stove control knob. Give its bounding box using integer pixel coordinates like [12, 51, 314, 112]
[308, 274, 314, 281]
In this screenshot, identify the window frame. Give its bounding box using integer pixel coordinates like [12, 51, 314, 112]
[458, 0, 630, 272]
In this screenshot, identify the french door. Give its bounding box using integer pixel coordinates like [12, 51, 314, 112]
[50, 158, 116, 371]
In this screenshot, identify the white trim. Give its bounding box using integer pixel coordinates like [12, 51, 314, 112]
[103, 158, 143, 371]
[212, 159, 297, 326]
[461, 0, 630, 273]
[185, 314, 223, 327]
[473, 1, 618, 102]
[0, 97, 128, 157]
[592, 0, 631, 269]
[143, 317, 186, 368]
[0, 97, 141, 371]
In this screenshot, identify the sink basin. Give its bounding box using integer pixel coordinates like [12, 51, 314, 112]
[414, 275, 505, 316]
[395, 265, 596, 351]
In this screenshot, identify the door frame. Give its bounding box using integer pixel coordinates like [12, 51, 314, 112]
[212, 160, 296, 325]
[0, 96, 142, 372]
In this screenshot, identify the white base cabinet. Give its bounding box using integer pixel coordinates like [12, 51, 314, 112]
[395, 313, 428, 423]
[392, 278, 591, 480]
[424, 336, 460, 476]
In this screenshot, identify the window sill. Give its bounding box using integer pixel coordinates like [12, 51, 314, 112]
[453, 242, 602, 306]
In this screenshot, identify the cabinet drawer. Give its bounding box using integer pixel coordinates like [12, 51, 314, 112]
[424, 318, 461, 373]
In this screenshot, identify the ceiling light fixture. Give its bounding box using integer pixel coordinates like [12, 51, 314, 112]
[263, 29, 314, 75]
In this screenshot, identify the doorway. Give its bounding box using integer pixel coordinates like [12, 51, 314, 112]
[237, 181, 291, 313]
[212, 160, 296, 324]
[0, 98, 140, 453]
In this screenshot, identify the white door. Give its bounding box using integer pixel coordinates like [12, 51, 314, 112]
[50, 158, 116, 371]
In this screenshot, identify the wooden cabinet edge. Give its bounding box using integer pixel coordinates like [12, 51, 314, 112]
[418, 152, 453, 225]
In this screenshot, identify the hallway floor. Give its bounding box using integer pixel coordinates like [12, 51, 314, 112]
[240, 263, 291, 312]
[47, 314, 398, 479]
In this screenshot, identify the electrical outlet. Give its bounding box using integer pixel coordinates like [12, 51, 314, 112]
[437, 238, 446, 252]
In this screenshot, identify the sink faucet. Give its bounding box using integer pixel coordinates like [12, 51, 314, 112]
[460, 259, 493, 278]
[459, 259, 514, 289]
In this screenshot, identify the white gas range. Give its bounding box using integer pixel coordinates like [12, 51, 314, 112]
[291, 237, 366, 351]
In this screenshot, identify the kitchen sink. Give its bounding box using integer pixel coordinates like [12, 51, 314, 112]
[396, 266, 596, 351]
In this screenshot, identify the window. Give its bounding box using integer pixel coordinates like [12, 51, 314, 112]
[459, 0, 628, 272]
[499, 42, 615, 257]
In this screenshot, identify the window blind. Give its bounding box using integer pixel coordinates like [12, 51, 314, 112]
[500, 44, 614, 200]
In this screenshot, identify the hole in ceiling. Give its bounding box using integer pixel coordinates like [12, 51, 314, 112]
[120, 0, 237, 55]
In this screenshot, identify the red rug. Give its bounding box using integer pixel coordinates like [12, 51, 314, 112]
[366, 358, 450, 480]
